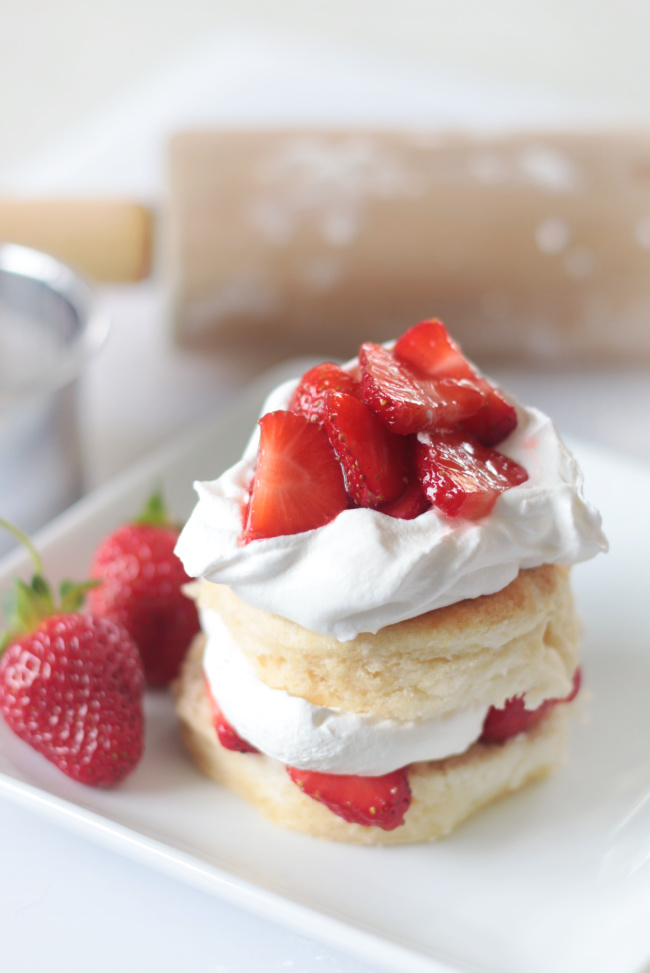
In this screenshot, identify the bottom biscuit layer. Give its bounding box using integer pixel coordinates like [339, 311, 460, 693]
[175, 635, 569, 845]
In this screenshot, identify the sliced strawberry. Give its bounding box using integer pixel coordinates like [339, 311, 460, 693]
[286, 765, 411, 831]
[377, 476, 431, 520]
[323, 391, 412, 507]
[205, 679, 259, 753]
[395, 320, 517, 447]
[359, 342, 485, 436]
[244, 411, 348, 541]
[462, 392, 518, 448]
[480, 694, 552, 744]
[395, 318, 473, 379]
[290, 362, 360, 425]
[480, 668, 582, 744]
[414, 430, 528, 520]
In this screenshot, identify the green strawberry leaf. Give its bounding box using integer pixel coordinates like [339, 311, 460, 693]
[31, 574, 55, 615]
[134, 488, 173, 528]
[59, 579, 101, 614]
[0, 519, 99, 655]
[0, 573, 55, 653]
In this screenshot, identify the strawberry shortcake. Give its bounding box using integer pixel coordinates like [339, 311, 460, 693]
[174, 320, 607, 844]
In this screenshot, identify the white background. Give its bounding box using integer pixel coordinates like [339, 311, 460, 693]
[2, 0, 650, 175]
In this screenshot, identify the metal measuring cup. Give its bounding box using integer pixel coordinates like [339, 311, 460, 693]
[0, 243, 109, 558]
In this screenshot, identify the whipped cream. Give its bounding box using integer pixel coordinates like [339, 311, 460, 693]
[176, 372, 607, 642]
[202, 609, 488, 775]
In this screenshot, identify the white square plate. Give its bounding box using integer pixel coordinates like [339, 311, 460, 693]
[1, 362, 649, 973]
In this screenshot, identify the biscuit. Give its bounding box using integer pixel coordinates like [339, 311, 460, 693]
[194, 565, 579, 721]
[175, 634, 569, 845]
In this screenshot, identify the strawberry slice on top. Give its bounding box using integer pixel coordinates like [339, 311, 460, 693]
[244, 410, 348, 542]
[395, 318, 472, 379]
[286, 764, 412, 831]
[323, 390, 412, 508]
[290, 362, 360, 425]
[394, 320, 518, 446]
[377, 475, 431, 520]
[414, 429, 528, 520]
[359, 342, 486, 436]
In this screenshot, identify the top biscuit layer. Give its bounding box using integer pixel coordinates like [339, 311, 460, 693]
[193, 565, 579, 721]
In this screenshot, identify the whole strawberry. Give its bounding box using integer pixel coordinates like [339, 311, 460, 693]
[89, 491, 200, 686]
[0, 521, 144, 787]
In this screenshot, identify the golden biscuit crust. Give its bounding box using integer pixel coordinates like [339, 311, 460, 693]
[193, 566, 579, 720]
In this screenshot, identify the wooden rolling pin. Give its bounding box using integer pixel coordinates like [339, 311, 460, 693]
[0, 198, 152, 282]
[167, 129, 650, 365]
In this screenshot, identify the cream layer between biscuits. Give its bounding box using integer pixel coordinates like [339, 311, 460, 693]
[201, 609, 489, 776]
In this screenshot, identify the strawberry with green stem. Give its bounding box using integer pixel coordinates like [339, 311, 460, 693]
[89, 490, 200, 686]
[0, 519, 144, 787]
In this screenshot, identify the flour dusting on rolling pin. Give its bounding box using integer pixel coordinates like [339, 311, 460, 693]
[167, 130, 650, 365]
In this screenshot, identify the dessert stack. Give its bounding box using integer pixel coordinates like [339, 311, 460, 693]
[175, 320, 606, 843]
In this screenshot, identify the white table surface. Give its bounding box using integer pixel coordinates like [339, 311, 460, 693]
[1, 31, 649, 973]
